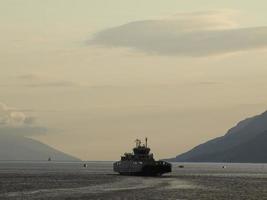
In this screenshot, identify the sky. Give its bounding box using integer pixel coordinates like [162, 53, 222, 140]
[1, 0, 267, 160]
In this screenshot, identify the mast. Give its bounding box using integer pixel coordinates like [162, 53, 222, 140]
[145, 137, 148, 148]
[135, 139, 141, 147]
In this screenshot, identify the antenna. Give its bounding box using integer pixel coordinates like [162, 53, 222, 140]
[145, 137, 148, 147]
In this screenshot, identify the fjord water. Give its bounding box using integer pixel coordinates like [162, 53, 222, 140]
[0, 162, 267, 199]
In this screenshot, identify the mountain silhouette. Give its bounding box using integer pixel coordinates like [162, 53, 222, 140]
[0, 134, 80, 161]
[172, 111, 267, 163]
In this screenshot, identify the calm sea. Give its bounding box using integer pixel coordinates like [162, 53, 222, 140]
[0, 161, 267, 199]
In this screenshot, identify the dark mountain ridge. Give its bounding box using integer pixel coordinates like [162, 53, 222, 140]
[171, 110, 267, 163]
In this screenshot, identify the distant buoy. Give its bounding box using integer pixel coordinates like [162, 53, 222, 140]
[83, 163, 87, 168]
[222, 165, 227, 169]
[178, 165, 184, 168]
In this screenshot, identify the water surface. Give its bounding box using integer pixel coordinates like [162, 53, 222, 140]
[0, 161, 267, 199]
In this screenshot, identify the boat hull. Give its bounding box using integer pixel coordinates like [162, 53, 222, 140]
[113, 161, 172, 176]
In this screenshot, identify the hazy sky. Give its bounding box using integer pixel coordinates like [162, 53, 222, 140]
[1, 0, 267, 160]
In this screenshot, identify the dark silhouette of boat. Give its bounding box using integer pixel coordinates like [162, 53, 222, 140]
[113, 138, 172, 176]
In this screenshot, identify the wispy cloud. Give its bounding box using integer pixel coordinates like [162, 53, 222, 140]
[17, 74, 79, 88]
[0, 102, 47, 136]
[89, 10, 267, 57]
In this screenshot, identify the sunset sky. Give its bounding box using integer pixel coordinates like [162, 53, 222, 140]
[1, 0, 267, 160]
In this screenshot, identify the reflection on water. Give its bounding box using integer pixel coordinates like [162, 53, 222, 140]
[0, 161, 267, 199]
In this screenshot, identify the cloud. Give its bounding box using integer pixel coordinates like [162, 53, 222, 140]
[89, 10, 267, 56]
[17, 74, 78, 88]
[0, 102, 47, 136]
[0, 102, 30, 125]
[18, 74, 41, 81]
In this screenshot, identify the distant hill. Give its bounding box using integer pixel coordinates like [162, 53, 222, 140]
[171, 111, 267, 163]
[0, 134, 80, 161]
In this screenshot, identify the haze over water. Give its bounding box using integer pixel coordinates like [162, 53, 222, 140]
[1, 0, 267, 161]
